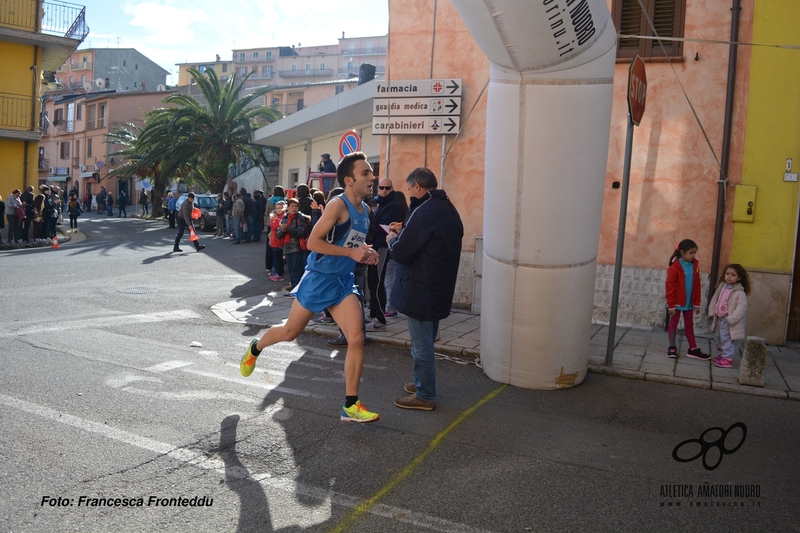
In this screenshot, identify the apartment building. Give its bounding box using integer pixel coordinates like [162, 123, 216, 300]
[0, 0, 88, 194]
[176, 34, 387, 116]
[53, 48, 169, 93]
[39, 90, 175, 198]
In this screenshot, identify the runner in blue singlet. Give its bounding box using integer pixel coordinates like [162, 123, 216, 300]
[239, 152, 381, 423]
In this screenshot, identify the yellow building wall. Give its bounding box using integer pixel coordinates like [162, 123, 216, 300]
[0, 39, 39, 193]
[730, 0, 800, 272]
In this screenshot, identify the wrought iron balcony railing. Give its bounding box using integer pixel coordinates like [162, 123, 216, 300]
[0, 0, 89, 40]
[340, 47, 386, 56]
[0, 92, 33, 129]
[278, 68, 334, 78]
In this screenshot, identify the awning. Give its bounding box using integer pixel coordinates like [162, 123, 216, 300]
[79, 171, 94, 178]
[47, 175, 70, 182]
[252, 80, 374, 148]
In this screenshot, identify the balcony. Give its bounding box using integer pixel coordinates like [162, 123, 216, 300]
[340, 47, 387, 56]
[247, 72, 274, 80]
[39, 158, 50, 170]
[0, 0, 89, 71]
[70, 60, 92, 71]
[0, 92, 33, 129]
[278, 68, 334, 79]
[338, 66, 386, 76]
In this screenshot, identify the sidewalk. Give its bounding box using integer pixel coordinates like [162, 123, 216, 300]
[212, 291, 800, 401]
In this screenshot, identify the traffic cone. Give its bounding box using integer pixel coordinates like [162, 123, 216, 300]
[52, 235, 59, 249]
[189, 226, 199, 242]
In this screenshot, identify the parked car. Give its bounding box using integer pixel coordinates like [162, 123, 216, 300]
[175, 193, 218, 232]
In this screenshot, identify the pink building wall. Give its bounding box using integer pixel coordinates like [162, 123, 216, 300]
[386, 0, 752, 275]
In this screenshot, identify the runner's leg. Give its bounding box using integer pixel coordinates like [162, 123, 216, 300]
[328, 294, 366, 396]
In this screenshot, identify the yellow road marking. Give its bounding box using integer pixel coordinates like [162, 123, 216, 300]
[329, 384, 508, 532]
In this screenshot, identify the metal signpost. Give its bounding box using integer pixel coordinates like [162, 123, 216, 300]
[372, 79, 462, 135]
[606, 55, 647, 366]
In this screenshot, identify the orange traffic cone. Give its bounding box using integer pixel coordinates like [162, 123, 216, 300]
[189, 226, 199, 242]
[52, 235, 59, 249]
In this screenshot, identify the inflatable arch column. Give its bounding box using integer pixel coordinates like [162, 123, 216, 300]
[450, 1, 618, 389]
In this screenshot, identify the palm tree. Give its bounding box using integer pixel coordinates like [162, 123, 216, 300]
[105, 123, 169, 218]
[141, 68, 282, 194]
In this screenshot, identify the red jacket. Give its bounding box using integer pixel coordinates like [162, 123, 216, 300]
[268, 214, 286, 248]
[665, 257, 701, 310]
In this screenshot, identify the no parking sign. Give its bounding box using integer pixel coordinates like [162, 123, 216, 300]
[338, 130, 361, 160]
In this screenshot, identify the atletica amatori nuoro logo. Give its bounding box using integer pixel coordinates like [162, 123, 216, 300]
[672, 422, 747, 471]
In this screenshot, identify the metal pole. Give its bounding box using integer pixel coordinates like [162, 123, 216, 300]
[385, 134, 391, 179]
[440, 135, 446, 188]
[605, 114, 635, 366]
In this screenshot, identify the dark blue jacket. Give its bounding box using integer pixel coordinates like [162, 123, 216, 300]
[389, 189, 463, 321]
[372, 192, 403, 249]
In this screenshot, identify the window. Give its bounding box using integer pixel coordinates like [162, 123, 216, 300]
[222, 63, 228, 73]
[239, 67, 246, 76]
[87, 137, 92, 157]
[271, 97, 280, 109]
[98, 103, 106, 128]
[87, 104, 95, 128]
[335, 85, 344, 95]
[123, 60, 127, 66]
[320, 62, 326, 70]
[69, 75, 74, 83]
[266, 51, 272, 61]
[134, 81, 137, 88]
[75, 140, 80, 165]
[612, 0, 685, 59]
[81, 74, 85, 84]
[291, 64, 297, 71]
[76, 103, 82, 120]
[239, 52, 245, 62]
[135, 64, 138, 70]
[60, 141, 70, 159]
[253, 51, 259, 58]
[305, 63, 311, 71]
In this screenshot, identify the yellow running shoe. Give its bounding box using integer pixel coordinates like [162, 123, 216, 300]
[340, 401, 380, 423]
[240, 339, 259, 377]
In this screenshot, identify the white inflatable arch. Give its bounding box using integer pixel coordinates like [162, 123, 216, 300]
[450, 0, 618, 389]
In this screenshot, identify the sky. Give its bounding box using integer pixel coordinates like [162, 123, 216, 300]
[78, 0, 389, 85]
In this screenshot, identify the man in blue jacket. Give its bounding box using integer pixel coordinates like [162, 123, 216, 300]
[387, 167, 463, 411]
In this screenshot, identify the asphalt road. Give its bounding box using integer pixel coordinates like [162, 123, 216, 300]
[1, 213, 798, 532]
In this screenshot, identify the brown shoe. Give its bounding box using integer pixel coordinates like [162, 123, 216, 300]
[394, 394, 435, 411]
[404, 382, 416, 394]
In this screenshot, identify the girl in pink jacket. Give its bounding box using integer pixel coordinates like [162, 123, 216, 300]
[708, 264, 750, 368]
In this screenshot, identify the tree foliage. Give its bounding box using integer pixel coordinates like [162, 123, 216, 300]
[139, 68, 282, 193]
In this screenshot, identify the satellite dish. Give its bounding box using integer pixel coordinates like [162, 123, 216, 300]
[156, 84, 166, 92]
[82, 82, 92, 92]
[95, 78, 106, 88]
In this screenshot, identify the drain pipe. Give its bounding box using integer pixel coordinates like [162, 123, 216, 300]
[709, 0, 741, 298]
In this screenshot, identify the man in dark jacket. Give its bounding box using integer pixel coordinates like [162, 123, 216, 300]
[173, 192, 205, 253]
[20, 185, 34, 242]
[366, 178, 404, 329]
[387, 168, 463, 411]
[241, 189, 256, 243]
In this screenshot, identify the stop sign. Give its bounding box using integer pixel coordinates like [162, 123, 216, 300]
[627, 55, 647, 126]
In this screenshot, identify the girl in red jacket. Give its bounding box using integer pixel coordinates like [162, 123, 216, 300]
[665, 239, 709, 360]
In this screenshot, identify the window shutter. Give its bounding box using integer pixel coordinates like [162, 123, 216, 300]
[617, 0, 643, 59]
[648, 0, 683, 57]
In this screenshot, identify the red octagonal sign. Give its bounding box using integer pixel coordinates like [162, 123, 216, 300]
[628, 55, 647, 126]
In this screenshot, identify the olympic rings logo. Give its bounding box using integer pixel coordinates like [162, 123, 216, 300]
[672, 423, 747, 471]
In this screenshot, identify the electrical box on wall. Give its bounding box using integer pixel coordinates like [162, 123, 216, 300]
[732, 185, 757, 223]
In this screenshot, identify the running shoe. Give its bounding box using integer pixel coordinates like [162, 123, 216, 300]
[713, 356, 733, 368]
[366, 318, 385, 330]
[315, 315, 336, 325]
[667, 346, 677, 359]
[687, 347, 710, 361]
[340, 401, 380, 423]
[240, 339, 259, 377]
[384, 310, 398, 318]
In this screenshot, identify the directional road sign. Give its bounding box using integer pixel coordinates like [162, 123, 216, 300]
[372, 116, 459, 135]
[373, 97, 461, 117]
[373, 79, 462, 98]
